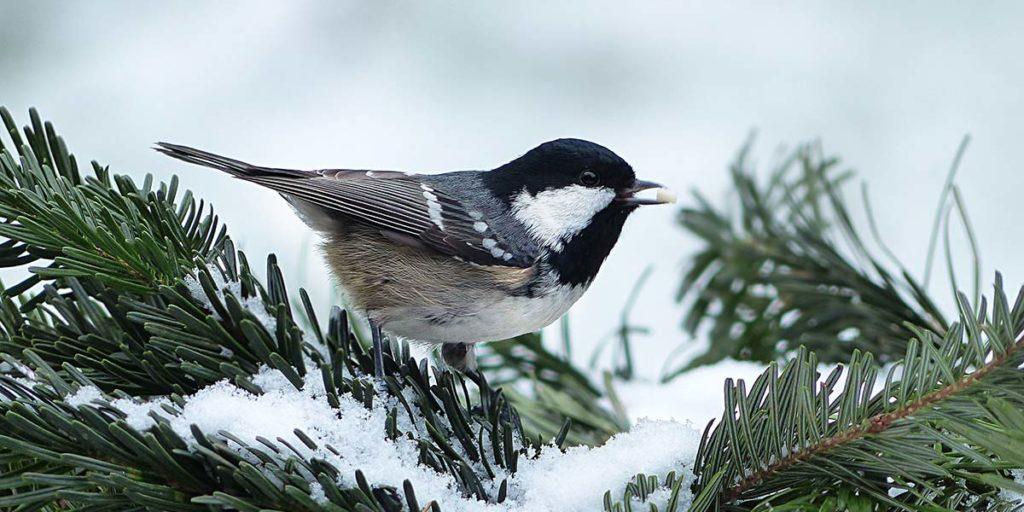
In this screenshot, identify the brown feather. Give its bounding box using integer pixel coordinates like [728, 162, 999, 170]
[321, 223, 536, 323]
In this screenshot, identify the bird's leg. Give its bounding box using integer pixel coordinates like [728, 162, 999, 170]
[441, 342, 477, 373]
[370, 320, 385, 379]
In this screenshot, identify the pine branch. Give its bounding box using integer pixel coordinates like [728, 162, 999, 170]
[600, 471, 690, 512]
[672, 141, 947, 376]
[729, 332, 1024, 501]
[1, 342, 526, 511]
[479, 333, 630, 446]
[689, 275, 1024, 510]
[0, 109, 225, 296]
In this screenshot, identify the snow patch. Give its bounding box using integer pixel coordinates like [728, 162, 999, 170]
[0, 360, 36, 381]
[66, 366, 700, 511]
[65, 386, 103, 408]
[505, 420, 699, 511]
[183, 266, 277, 334]
[1000, 469, 1024, 503]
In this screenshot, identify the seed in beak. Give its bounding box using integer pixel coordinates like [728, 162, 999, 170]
[616, 179, 677, 206]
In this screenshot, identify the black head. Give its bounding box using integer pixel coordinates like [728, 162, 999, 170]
[482, 139, 673, 287]
[483, 138, 639, 203]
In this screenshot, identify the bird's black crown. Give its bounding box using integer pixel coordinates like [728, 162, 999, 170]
[483, 138, 636, 202]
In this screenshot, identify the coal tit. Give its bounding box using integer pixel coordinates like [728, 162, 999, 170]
[156, 139, 675, 376]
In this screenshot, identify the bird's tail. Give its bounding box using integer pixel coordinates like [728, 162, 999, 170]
[154, 142, 306, 178]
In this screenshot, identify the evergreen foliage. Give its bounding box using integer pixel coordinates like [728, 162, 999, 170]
[479, 333, 629, 447]
[670, 139, 1024, 510]
[672, 142, 948, 375]
[688, 277, 1024, 510]
[3, 108, 1024, 511]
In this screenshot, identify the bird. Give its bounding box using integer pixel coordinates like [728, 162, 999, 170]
[155, 138, 676, 377]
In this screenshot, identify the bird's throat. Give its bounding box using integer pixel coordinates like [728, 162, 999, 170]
[541, 205, 632, 287]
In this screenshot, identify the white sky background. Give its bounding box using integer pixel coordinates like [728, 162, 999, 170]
[3, 1, 1023, 385]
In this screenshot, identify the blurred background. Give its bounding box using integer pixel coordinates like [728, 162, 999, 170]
[3, 1, 1022, 391]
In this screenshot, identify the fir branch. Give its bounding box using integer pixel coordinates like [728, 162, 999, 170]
[0, 108, 226, 296]
[690, 276, 1024, 511]
[1, 342, 528, 511]
[479, 333, 629, 446]
[672, 141, 947, 376]
[601, 471, 689, 512]
[728, 331, 1024, 501]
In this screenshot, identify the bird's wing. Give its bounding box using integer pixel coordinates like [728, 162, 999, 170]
[252, 170, 535, 267]
[154, 142, 535, 267]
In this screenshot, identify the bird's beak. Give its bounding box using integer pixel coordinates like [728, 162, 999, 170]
[615, 179, 677, 206]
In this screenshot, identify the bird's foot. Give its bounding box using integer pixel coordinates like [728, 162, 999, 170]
[441, 342, 477, 373]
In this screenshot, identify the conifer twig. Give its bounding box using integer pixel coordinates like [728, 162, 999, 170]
[727, 332, 1024, 502]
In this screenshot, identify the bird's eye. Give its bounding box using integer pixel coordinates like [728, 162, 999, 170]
[578, 170, 600, 187]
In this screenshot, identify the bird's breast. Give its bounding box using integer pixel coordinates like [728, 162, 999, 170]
[380, 278, 588, 344]
[321, 225, 587, 343]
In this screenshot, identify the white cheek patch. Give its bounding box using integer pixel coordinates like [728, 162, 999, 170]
[511, 185, 616, 251]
